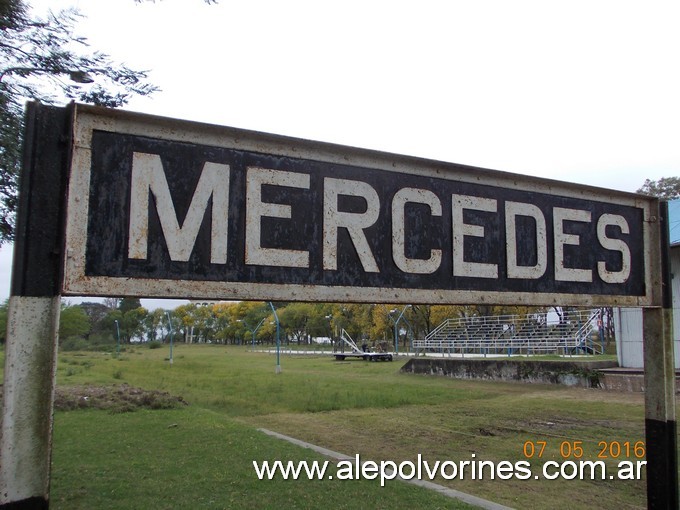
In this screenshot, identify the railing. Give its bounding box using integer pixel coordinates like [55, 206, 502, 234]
[414, 309, 603, 356]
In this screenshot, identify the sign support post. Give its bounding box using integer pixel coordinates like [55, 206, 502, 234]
[643, 201, 678, 509]
[0, 103, 71, 509]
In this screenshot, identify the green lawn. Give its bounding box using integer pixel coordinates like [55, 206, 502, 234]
[1, 345, 663, 509]
[51, 408, 470, 510]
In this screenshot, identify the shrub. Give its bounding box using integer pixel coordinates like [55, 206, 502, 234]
[60, 337, 91, 351]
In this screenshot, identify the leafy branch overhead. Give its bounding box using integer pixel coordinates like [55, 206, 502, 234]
[0, 1, 161, 242]
[636, 177, 680, 200]
[1, 8, 159, 105]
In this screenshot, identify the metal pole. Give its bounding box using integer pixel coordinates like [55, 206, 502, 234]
[269, 302, 281, 374]
[644, 200, 678, 509]
[166, 311, 174, 365]
[241, 317, 266, 352]
[253, 317, 265, 352]
[393, 304, 411, 355]
[114, 319, 121, 357]
[0, 102, 71, 509]
[399, 315, 414, 354]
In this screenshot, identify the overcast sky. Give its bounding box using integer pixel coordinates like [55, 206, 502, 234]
[3, 0, 679, 308]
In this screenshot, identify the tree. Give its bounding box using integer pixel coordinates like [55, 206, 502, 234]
[174, 303, 221, 343]
[142, 308, 166, 343]
[211, 303, 236, 344]
[0, 1, 162, 242]
[78, 301, 110, 337]
[279, 303, 315, 344]
[59, 304, 90, 340]
[103, 301, 147, 343]
[0, 298, 7, 343]
[102, 297, 120, 310]
[174, 303, 198, 341]
[79, 301, 109, 322]
[120, 306, 148, 343]
[118, 297, 142, 313]
[306, 303, 334, 339]
[233, 301, 271, 345]
[637, 177, 680, 199]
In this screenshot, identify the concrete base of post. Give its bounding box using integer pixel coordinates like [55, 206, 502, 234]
[0, 296, 61, 508]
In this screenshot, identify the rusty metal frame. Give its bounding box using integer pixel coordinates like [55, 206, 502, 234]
[62, 103, 660, 307]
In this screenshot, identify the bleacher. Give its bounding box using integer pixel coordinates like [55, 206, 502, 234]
[413, 309, 603, 356]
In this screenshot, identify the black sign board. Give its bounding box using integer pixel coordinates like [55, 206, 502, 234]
[62, 104, 659, 306]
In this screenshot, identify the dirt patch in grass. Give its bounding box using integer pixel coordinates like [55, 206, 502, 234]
[53, 384, 189, 413]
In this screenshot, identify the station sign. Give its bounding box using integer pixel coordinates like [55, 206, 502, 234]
[62, 104, 659, 306]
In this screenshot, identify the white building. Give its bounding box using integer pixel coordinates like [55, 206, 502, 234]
[614, 199, 680, 368]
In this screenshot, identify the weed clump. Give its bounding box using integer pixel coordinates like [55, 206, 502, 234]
[52, 384, 189, 413]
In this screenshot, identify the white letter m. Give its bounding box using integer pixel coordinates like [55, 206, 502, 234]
[128, 152, 230, 264]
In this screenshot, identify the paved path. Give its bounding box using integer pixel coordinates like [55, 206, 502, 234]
[259, 428, 514, 510]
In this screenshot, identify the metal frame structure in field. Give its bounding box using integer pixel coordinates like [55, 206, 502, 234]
[0, 102, 675, 510]
[333, 329, 393, 361]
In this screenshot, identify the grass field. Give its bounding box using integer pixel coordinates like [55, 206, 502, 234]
[2, 345, 665, 509]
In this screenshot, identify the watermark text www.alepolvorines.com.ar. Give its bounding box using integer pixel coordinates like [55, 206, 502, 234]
[253, 454, 646, 487]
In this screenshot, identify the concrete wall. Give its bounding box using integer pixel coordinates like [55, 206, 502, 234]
[401, 358, 617, 387]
